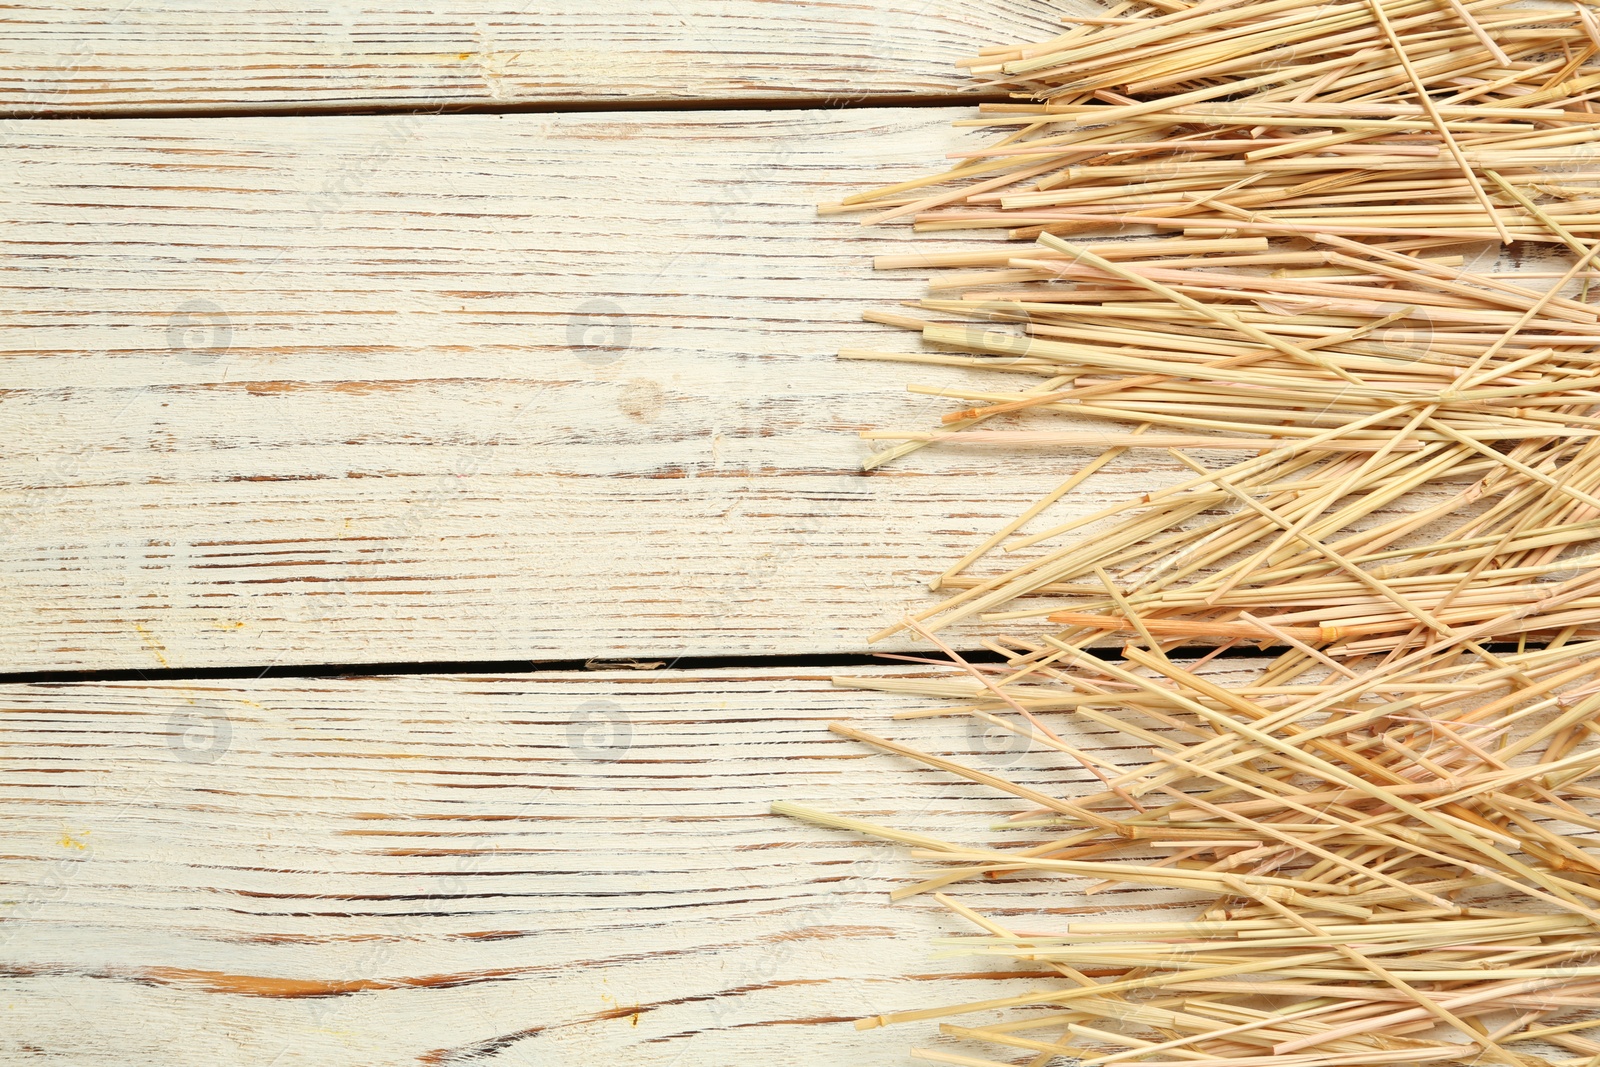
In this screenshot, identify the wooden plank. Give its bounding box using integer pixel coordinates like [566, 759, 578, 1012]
[1, 1, 1062, 115]
[0, 107, 1179, 672]
[0, 666, 1211, 1065]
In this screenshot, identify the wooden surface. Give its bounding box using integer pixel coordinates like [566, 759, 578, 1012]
[0, 666, 1201, 1066]
[0, 0, 1063, 115]
[0, 107, 1184, 673]
[0, 9, 1180, 1066]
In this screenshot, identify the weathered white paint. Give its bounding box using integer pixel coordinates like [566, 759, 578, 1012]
[0, 667, 1220, 1065]
[0, 0, 1068, 114]
[0, 108, 1213, 672]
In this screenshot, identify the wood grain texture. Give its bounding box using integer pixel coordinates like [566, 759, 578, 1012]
[0, 666, 1213, 1065]
[0, 107, 1207, 672]
[0, 0, 1063, 115]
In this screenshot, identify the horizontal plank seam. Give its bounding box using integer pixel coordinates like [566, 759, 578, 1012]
[0, 91, 1014, 122]
[0, 644, 1475, 685]
[0, 650, 1013, 685]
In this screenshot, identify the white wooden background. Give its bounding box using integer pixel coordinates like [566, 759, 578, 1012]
[0, 108, 1187, 673]
[0, 1, 1063, 113]
[1, 667, 1207, 1066]
[0, 6, 1148, 1065]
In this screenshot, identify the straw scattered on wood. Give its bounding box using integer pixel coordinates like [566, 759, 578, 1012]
[782, 2, 1600, 1065]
